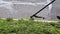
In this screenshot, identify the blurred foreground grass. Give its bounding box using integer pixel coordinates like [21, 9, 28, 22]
[0, 18, 60, 34]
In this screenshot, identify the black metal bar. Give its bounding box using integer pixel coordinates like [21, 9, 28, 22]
[34, 15, 45, 19]
[57, 16, 60, 20]
[30, 0, 55, 19]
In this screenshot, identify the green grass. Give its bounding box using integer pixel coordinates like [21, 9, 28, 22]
[0, 18, 60, 34]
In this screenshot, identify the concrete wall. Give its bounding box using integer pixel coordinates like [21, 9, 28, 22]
[0, 0, 50, 19]
[51, 0, 60, 21]
[0, 0, 60, 21]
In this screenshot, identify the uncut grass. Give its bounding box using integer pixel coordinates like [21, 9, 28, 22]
[0, 18, 60, 34]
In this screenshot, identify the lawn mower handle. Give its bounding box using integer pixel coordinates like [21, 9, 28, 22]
[30, 0, 56, 20]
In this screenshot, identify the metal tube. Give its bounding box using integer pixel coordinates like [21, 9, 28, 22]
[30, 0, 56, 19]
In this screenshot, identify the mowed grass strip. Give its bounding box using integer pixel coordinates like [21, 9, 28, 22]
[0, 18, 60, 34]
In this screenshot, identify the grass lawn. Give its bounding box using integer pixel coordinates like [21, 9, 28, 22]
[0, 18, 60, 34]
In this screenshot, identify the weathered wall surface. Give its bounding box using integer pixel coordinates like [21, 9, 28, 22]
[51, 0, 60, 21]
[0, 0, 50, 19]
[0, 0, 60, 21]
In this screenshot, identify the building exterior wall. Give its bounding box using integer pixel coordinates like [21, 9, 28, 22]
[51, 0, 60, 21]
[0, 0, 60, 21]
[0, 0, 50, 19]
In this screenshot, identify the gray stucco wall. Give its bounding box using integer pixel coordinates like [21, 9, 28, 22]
[0, 0, 60, 21]
[0, 0, 49, 19]
[51, 0, 60, 21]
